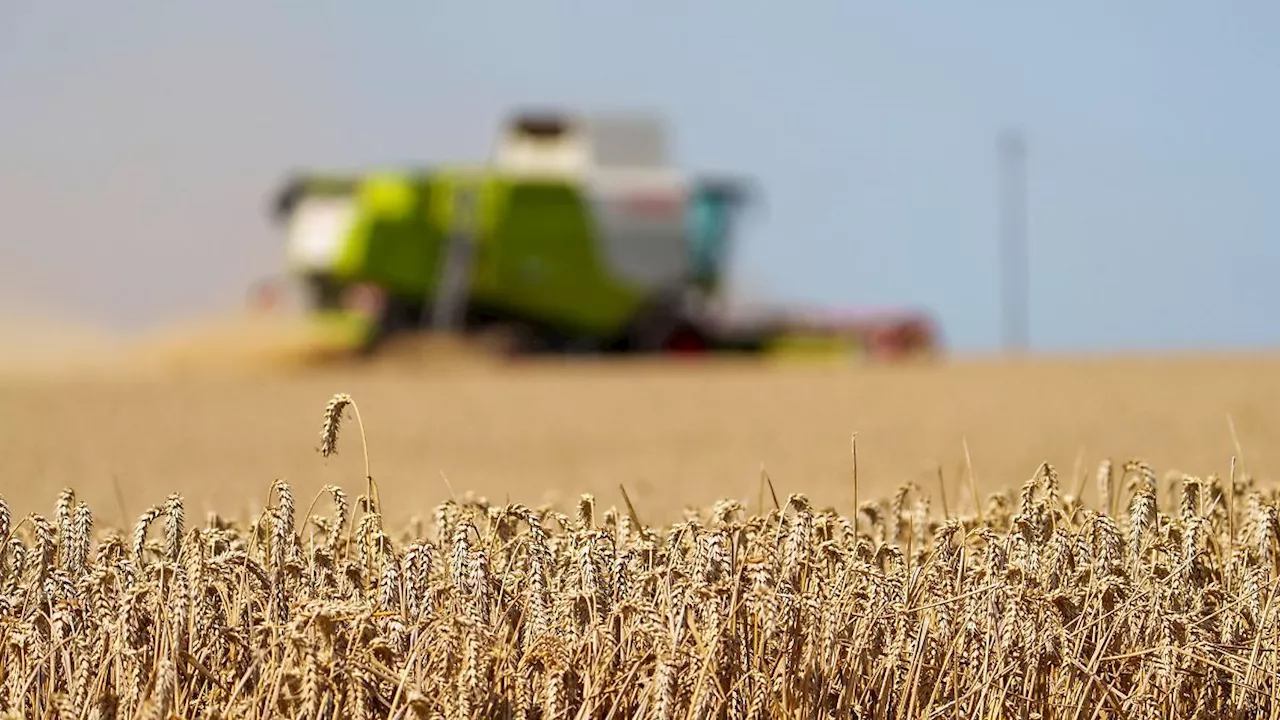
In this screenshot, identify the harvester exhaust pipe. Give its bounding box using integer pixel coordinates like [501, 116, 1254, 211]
[429, 183, 480, 332]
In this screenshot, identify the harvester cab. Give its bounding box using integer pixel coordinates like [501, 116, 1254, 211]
[491, 109, 746, 297]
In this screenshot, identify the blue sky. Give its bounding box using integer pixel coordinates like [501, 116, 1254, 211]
[2, 2, 1278, 353]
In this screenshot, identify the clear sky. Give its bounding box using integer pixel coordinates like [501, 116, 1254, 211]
[2, 2, 1277, 353]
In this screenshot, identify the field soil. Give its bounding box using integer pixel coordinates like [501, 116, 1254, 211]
[2, 347, 1278, 527]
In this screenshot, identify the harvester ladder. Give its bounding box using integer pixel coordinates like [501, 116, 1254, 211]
[428, 182, 480, 332]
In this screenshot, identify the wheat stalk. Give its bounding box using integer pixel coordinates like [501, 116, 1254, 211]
[319, 392, 378, 516]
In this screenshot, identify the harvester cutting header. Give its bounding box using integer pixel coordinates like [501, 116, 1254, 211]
[268, 109, 940, 360]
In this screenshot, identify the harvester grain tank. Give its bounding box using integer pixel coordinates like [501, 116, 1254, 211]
[268, 110, 941, 360]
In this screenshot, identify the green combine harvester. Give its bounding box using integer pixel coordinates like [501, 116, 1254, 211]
[267, 110, 940, 360]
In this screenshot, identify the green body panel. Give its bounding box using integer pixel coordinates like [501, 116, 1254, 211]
[331, 173, 443, 296]
[475, 179, 642, 334]
[307, 167, 646, 336]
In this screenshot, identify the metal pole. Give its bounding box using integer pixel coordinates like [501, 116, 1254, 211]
[998, 128, 1029, 353]
[429, 183, 479, 332]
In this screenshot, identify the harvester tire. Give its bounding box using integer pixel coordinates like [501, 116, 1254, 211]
[624, 289, 708, 354]
[496, 324, 555, 356]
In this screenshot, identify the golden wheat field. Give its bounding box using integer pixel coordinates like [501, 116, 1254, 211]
[1, 352, 1278, 526]
[4, 350, 1280, 718]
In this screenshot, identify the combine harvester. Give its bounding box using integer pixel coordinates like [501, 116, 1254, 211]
[264, 110, 941, 362]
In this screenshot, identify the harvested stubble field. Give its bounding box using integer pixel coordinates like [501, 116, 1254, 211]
[3, 353, 1280, 718]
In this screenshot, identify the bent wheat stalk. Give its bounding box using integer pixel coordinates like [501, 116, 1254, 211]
[320, 392, 378, 515]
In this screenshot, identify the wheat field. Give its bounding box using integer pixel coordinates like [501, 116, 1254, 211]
[2, 353, 1279, 526]
[2, 353, 1280, 717]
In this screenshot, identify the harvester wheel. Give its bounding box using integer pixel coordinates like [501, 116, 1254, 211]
[624, 289, 708, 354]
[664, 323, 709, 354]
[473, 322, 569, 357]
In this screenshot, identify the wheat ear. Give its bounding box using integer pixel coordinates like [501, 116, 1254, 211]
[319, 392, 377, 514]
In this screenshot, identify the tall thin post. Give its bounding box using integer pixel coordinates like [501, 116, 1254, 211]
[430, 183, 479, 332]
[998, 128, 1029, 353]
